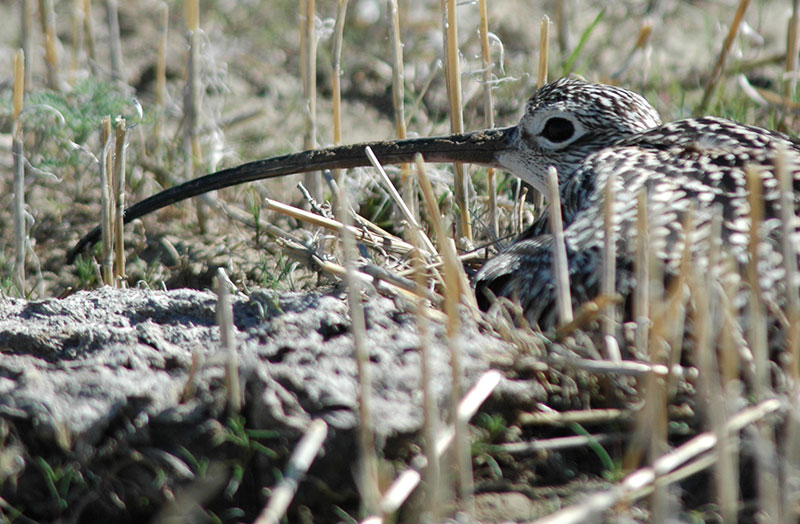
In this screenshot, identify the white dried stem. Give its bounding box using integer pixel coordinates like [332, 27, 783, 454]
[335, 186, 381, 516]
[82, 0, 96, 71]
[105, 0, 124, 82]
[441, 0, 471, 243]
[547, 166, 573, 325]
[478, 0, 498, 237]
[365, 146, 436, 256]
[113, 119, 127, 286]
[301, 0, 321, 201]
[254, 420, 328, 524]
[601, 171, 620, 361]
[409, 240, 440, 519]
[697, 0, 751, 112]
[414, 154, 473, 511]
[215, 268, 240, 414]
[100, 117, 114, 286]
[369, 370, 501, 521]
[38, 0, 61, 89]
[531, 399, 782, 524]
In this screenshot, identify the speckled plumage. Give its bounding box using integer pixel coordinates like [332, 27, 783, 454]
[475, 78, 800, 328]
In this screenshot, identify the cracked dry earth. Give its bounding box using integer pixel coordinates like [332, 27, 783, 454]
[0, 285, 545, 522]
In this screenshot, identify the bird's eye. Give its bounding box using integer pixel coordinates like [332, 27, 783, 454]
[541, 117, 575, 143]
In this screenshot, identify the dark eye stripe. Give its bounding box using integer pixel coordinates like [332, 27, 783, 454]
[541, 117, 575, 143]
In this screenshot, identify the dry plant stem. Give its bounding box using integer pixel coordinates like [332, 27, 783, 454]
[565, 357, 696, 380]
[215, 268, 240, 414]
[311, 256, 441, 315]
[515, 186, 528, 235]
[406, 61, 441, 128]
[662, 210, 693, 393]
[478, 0, 498, 237]
[20, 0, 32, 88]
[105, 0, 123, 82]
[786, 1, 799, 97]
[554, 0, 571, 55]
[413, 158, 453, 263]
[780, 145, 800, 513]
[697, 0, 751, 113]
[265, 197, 415, 255]
[745, 166, 769, 400]
[448, 237, 477, 311]
[154, 2, 168, 161]
[702, 213, 739, 524]
[776, 146, 800, 380]
[644, 338, 669, 520]
[113, 119, 127, 286]
[751, 421, 783, 522]
[370, 370, 501, 521]
[611, 21, 653, 80]
[330, 0, 347, 186]
[12, 136, 25, 296]
[538, 15, 550, 88]
[547, 166, 573, 325]
[746, 166, 781, 522]
[301, 0, 321, 202]
[750, 84, 800, 110]
[38, 0, 61, 90]
[101, 117, 114, 286]
[531, 16, 550, 213]
[634, 188, 649, 356]
[717, 259, 742, 386]
[410, 243, 440, 519]
[441, 0, 472, 243]
[601, 171, 620, 361]
[414, 157, 478, 310]
[519, 408, 630, 427]
[184, 0, 206, 231]
[70, 0, 83, 83]
[414, 155, 473, 512]
[13, 50, 25, 296]
[82, 0, 96, 72]
[533, 399, 783, 524]
[387, 0, 415, 219]
[254, 420, 328, 524]
[445, 246, 474, 512]
[336, 188, 381, 517]
[365, 147, 436, 255]
[500, 433, 625, 455]
[180, 349, 202, 402]
[331, 0, 347, 148]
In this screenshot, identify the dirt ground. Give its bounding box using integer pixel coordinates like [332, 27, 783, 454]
[0, 0, 798, 522]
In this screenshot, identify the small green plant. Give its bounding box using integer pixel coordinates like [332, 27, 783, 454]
[246, 189, 264, 247]
[225, 416, 279, 457]
[257, 254, 298, 292]
[178, 445, 210, 477]
[223, 416, 280, 498]
[74, 255, 98, 288]
[36, 457, 86, 511]
[561, 9, 606, 77]
[0, 276, 20, 298]
[475, 412, 509, 443]
[567, 422, 622, 482]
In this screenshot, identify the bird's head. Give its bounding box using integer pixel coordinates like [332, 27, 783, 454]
[496, 78, 662, 194]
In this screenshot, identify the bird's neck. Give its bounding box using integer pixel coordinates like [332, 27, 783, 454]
[559, 169, 597, 223]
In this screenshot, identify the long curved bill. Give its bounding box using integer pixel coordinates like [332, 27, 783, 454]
[67, 126, 517, 263]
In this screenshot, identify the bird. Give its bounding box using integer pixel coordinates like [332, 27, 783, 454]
[68, 78, 800, 331]
[473, 78, 800, 329]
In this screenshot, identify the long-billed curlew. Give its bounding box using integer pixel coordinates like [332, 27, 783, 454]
[68, 78, 800, 329]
